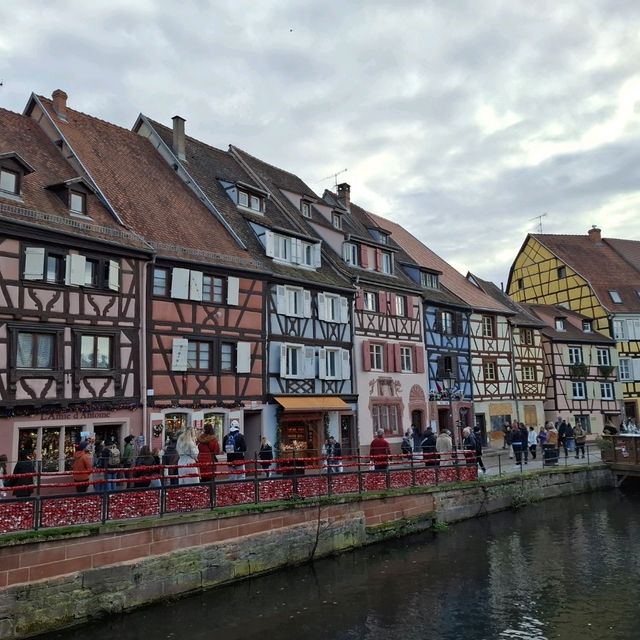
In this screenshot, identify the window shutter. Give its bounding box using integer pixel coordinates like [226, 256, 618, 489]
[313, 243, 322, 268]
[226, 276, 239, 305]
[280, 344, 288, 378]
[433, 312, 442, 333]
[362, 340, 371, 371]
[317, 292, 326, 321]
[587, 381, 597, 399]
[355, 291, 364, 311]
[629, 320, 640, 340]
[189, 270, 203, 301]
[384, 343, 394, 373]
[265, 231, 275, 257]
[393, 343, 402, 372]
[359, 245, 368, 268]
[340, 296, 349, 323]
[562, 347, 570, 367]
[378, 292, 387, 314]
[410, 296, 418, 319]
[341, 349, 351, 380]
[414, 345, 425, 373]
[610, 349, 619, 367]
[304, 346, 316, 378]
[291, 238, 301, 264]
[236, 342, 251, 374]
[24, 247, 45, 280]
[171, 267, 190, 299]
[171, 338, 188, 371]
[108, 260, 120, 292]
[276, 285, 287, 315]
[303, 290, 312, 318]
[389, 292, 397, 316]
[318, 348, 327, 379]
[566, 381, 573, 400]
[453, 313, 462, 335]
[375, 249, 382, 272]
[632, 358, 640, 381]
[66, 254, 86, 286]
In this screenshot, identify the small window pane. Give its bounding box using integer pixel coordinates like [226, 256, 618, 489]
[250, 195, 261, 211]
[96, 337, 111, 368]
[221, 343, 233, 371]
[153, 268, 167, 296]
[81, 335, 95, 368]
[0, 169, 17, 193]
[70, 192, 85, 214]
[238, 191, 249, 207]
[17, 333, 34, 368]
[36, 334, 53, 368]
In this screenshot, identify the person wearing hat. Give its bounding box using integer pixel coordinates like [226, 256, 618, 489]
[122, 434, 135, 487]
[222, 420, 247, 480]
[72, 441, 93, 493]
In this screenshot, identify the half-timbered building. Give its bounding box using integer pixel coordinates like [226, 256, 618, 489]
[26, 91, 268, 452]
[134, 121, 356, 456]
[508, 227, 640, 427]
[0, 104, 151, 467]
[524, 304, 623, 431]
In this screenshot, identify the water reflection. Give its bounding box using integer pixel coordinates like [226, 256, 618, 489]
[42, 490, 640, 640]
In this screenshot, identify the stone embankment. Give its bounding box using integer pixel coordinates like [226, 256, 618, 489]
[0, 465, 614, 639]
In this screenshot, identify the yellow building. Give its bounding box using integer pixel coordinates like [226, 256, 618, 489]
[507, 227, 640, 426]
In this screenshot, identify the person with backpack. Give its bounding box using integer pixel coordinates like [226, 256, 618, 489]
[106, 437, 121, 491]
[222, 420, 247, 480]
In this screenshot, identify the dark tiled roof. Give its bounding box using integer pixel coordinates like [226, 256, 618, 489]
[532, 233, 640, 313]
[0, 107, 148, 251]
[34, 97, 256, 269]
[607, 238, 640, 276]
[524, 304, 615, 344]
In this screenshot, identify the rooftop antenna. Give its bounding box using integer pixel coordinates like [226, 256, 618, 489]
[318, 168, 347, 189]
[529, 212, 547, 233]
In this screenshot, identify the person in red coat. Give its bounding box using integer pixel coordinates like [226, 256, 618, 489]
[369, 429, 391, 470]
[197, 424, 221, 482]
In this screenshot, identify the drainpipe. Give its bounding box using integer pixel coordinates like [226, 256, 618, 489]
[508, 321, 521, 422]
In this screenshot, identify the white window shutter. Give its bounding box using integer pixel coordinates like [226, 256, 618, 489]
[566, 381, 573, 400]
[108, 260, 120, 291]
[317, 293, 326, 321]
[630, 320, 640, 341]
[341, 349, 351, 380]
[64, 254, 72, 285]
[265, 231, 275, 257]
[342, 243, 350, 262]
[171, 267, 190, 299]
[318, 348, 327, 379]
[24, 247, 45, 280]
[236, 342, 251, 374]
[64, 254, 86, 286]
[610, 349, 619, 367]
[303, 290, 312, 318]
[313, 243, 322, 267]
[340, 296, 349, 324]
[292, 238, 302, 264]
[227, 276, 239, 305]
[304, 346, 316, 378]
[189, 270, 203, 301]
[588, 381, 597, 399]
[280, 343, 288, 378]
[276, 285, 287, 315]
[632, 358, 640, 381]
[171, 338, 188, 371]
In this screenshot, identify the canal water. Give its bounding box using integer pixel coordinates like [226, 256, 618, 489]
[43, 490, 640, 640]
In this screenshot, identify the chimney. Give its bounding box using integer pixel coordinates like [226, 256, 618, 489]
[172, 115, 186, 162]
[51, 89, 68, 121]
[588, 226, 602, 243]
[337, 182, 350, 209]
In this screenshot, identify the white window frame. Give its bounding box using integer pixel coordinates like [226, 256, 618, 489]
[400, 346, 413, 373]
[572, 381, 586, 399]
[301, 201, 310, 218]
[522, 365, 536, 381]
[332, 213, 342, 230]
[370, 344, 384, 371]
[483, 361, 497, 381]
[597, 348, 610, 366]
[395, 295, 407, 317]
[284, 344, 303, 379]
[421, 272, 438, 289]
[600, 382, 614, 400]
[325, 293, 339, 322]
[381, 252, 392, 274]
[609, 290, 622, 304]
[568, 347, 583, 365]
[619, 358, 631, 381]
[441, 311, 453, 335]
[0, 168, 18, 194]
[555, 318, 566, 331]
[613, 320, 626, 340]
[482, 316, 494, 337]
[325, 348, 339, 379]
[364, 292, 377, 312]
[343, 243, 359, 266]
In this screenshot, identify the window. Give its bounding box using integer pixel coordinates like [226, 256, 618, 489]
[378, 234, 388, 245]
[203, 275, 224, 303]
[619, 359, 631, 381]
[343, 243, 359, 266]
[325, 348, 339, 378]
[301, 201, 310, 218]
[557, 266, 566, 279]
[80, 335, 112, 369]
[16, 332, 54, 369]
[152, 268, 169, 296]
[582, 320, 592, 332]
[238, 190, 249, 207]
[613, 320, 626, 340]
[381, 252, 392, 274]
[372, 403, 401, 436]
[440, 311, 454, 335]
[187, 341, 210, 370]
[521, 328, 534, 345]
[568, 347, 583, 365]
[301, 242, 313, 267]
[522, 365, 536, 381]
[600, 382, 614, 400]
[325, 294, 340, 322]
[370, 344, 384, 370]
[46, 252, 65, 284]
[572, 381, 586, 399]
[332, 213, 342, 230]
[364, 291, 378, 312]
[285, 345, 303, 377]
[421, 272, 439, 289]
[82, 257, 116, 290]
[69, 191, 86, 215]
[483, 361, 497, 381]
[517, 278, 524, 290]
[0, 168, 18, 194]
[597, 348, 610, 366]
[609, 290, 622, 304]
[555, 317, 566, 331]
[395, 295, 407, 317]
[400, 346, 413, 373]
[482, 315, 494, 337]
[237, 189, 263, 213]
[274, 235, 291, 261]
[286, 287, 303, 317]
[220, 342, 235, 372]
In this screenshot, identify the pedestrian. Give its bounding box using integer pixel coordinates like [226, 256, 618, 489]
[462, 427, 477, 467]
[176, 427, 199, 485]
[0, 453, 8, 498]
[6, 450, 35, 498]
[401, 430, 413, 458]
[544, 422, 559, 465]
[197, 424, 220, 482]
[369, 429, 391, 470]
[511, 422, 525, 465]
[222, 419, 247, 480]
[258, 436, 274, 477]
[519, 422, 529, 464]
[436, 429, 453, 466]
[574, 422, 587, 459]
[325, 435, 342, 473]
[473, 426, 487, 473]
[558, 420, 569, 458]
[162, 434, 179, 485]
[528, 426, 538, 460]
[106, 436, 121, 491]
[122, 434, 135, 487]
[563, 421, 575, 458]
[72, 441, 93, 493]
[133, 446, 155, 488]
[411, 424, 422, 452]
[95, 442, 111, 492]
[149, 448, 163, 487]
[421, 426, 438, 467]
[504, 424, 514, 458]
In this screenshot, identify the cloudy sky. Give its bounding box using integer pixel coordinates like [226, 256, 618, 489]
[2, 0, 640, 285]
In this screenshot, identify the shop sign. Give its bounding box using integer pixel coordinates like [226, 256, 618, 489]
[40, 411, 112, 421]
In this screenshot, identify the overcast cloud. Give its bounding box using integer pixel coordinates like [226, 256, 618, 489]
[2, 0, 640, 285]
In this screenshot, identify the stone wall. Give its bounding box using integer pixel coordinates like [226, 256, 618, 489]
[0, 467, 614, 639]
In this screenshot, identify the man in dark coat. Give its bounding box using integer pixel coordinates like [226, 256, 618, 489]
[420, 426, 438, 467]
[473, 426, 487, 473]
[7, 450, 35, 497]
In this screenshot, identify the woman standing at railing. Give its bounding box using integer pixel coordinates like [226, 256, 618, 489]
[176, 427, 199, 485]
[0, 453, 7, 498]
[197, 424, 220, 483]
[72, 442, 92, 493]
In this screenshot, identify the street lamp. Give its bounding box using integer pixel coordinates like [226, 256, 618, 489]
[441, 369, 457, 445]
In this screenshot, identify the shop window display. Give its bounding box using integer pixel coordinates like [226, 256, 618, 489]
[204, 413, 224, 444]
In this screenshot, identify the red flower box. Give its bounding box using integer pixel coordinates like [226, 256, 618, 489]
[297, 476, 327, 498]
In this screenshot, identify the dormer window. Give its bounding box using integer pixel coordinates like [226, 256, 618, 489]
[301, 201, 311, 218]
[609, 290, 622, 304]
[69, 191, 86, 215]
[582, 320, 592, 332]
[342, 242, 359, 266]
[238, 189, 263, 213]
[379, 234, 387, 245]
[0, 152, 35, 199]
[332, 212, 343, 230]
[0, 168, 18, 195]
[265, 230, 321, 268]
[381, 252, 392, 274]
[557, 266, 567, 279]
[421, 272, 439, 289]
[555, 317, 566, 331]
[46, 177, 93, 217]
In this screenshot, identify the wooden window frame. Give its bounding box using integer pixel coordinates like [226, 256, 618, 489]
[483, 359, 497, 381]
[202, 274, 225, 303]
[381, 252, 392, 274]
[571, 381, 586, 399]
[220, 342, 236, 373]
[0, 167, 20, 195]
[370, 343, 384, 371]
[15, 331, 56, 370]
[332, 213, 343, 230]
[400, 346, 413, 373]
[153, 267, 170, 297]
[600, 382, 614, 400]
[69, 190, 87, 215]
[364, 291, 378, 312]
[521, 328, 534, 345]
[557, 266, 567, 279]
[568, 347, 583, 365]
[78, 333, 115, 370]
[522, 365, 536, 381]
[300, 201, 311, 218]
[187, 340, 212, 371]
[481, 315, 495, 338]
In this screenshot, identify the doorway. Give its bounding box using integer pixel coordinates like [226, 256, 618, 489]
[340, 415, 356, 456]
[411, 409, 424, 431]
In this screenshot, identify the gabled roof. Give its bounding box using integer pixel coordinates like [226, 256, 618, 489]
[368, 212, 511, 314]
[529, 232, 640, 314]
[524, 303, 615, 344]
[32, 95, 255, 268]
[0, 107, 148, 251]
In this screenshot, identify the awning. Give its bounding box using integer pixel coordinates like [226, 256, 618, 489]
[274, 396, 350, 412]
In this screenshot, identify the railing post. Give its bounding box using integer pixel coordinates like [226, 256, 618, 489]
[102, 490, 108, 525]
[327, 457, 333, 497]
[498, 453, 502, 477]
[292, 448, 299, 497]
[254, 452, 260, 504]
[410, 449, 416, 487]
[35, 460, 42, 498]
[358, 454, 364, 494]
